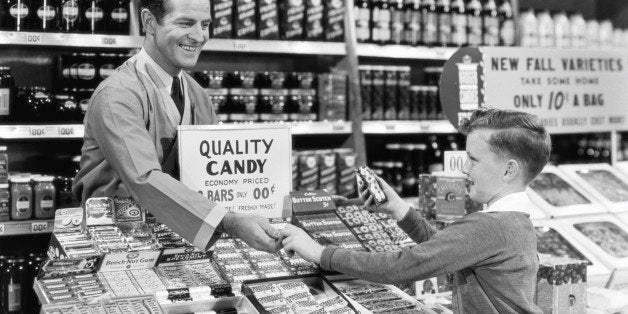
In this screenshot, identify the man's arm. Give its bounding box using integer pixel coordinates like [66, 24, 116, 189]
[88, 87, 279, 252]
[319, 213, 505, 284]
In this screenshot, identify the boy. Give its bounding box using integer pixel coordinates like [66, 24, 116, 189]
[280, 108, 550, 313]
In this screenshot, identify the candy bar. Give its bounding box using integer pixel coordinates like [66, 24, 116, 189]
[356, 166, 387, 205]
[250, 284, 281, 298]
[268, 305, 296, 314]
[318, 296, 348, 310]
[257, 294, 285, 308]
[285, 291, 315, 303]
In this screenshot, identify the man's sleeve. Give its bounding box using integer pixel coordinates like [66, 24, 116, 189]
[396, 208, 438, 244]
[88, 87, 227, 250]
[319, 214, 505, 284]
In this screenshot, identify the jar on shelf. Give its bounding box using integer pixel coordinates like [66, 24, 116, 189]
[10, 176, 33, 221]
[32, 176, 56, 219]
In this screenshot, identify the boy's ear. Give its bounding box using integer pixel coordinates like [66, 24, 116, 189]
[141, 8, 156, 35]
[503, 159, 520, 182]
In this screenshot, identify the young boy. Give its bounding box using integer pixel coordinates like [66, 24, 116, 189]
[280, 108, 550, 313]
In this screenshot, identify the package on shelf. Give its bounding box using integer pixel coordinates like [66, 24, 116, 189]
[335, 148, 357, 198]
[296, 150, 320, 191]
[40, 295, 164, 314]
[228, 87, 260, 122]
[279, 0, 305, 40]
[293, 211, 364, 250]
[335, 279, 439, 313]
[235, 0, 257, 38]
[242, 275, 356, 313]
[259, 88, 289, 121]
[323, 0, 344, 41]
[358, 65, 372, 120]
[287, 88, 317, 121]
[370, 66, 385, 120]
[36, 256, 105, 304]
[317, 149, 337, 195]
[305, 0, 324, 40]
[317, 71, 347, 121]
[258, 0, 280, 39]
[418, 173, 483, 221]
[535, 254, 587, 314]
[212, 0, 234, 38]
[0, 182, 9, 222]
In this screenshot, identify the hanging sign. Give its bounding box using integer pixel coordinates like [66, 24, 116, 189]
[178, 125, 292, 218]
[440, 47, 628, 133]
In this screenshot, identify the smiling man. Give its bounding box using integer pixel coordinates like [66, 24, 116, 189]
[280, 108, 551, 313]
[73, 0, 282, 253]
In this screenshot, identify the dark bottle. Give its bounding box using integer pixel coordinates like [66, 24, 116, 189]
[435, 0, 451, 47]
[3, 0, 36, 31]
[59, 0, 81, 32]
[390, 0, 404, 44]
[444, 135, 460, 151]
[37, 0, 60, 31]
[497, 0, 514, 46]
[400, 144, 417, 196]
[80, 0, 104, 34]
[425, 135, 443, 172]
[354, 0, 371, 42]
[412, 143, 427, 175]
[371, 0, 391, 44]
[55, 176, 76, 206]
[419, 0, 436, 46]
[450, 0, 466, 46]
[0, 67, 15, 122]
[482, 0, 498, 45]
[0, 256, 7, 311]
[106, 0, 129, 35]
[402, 0, 420, 46]
[25, 87, 54, 122]
[53, 92, 79, 122]
[465, 0, 481, 46]
[2, 259, 25, 314]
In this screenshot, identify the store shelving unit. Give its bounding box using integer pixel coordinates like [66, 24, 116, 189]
[356, 44, 457, 60]
[0, 219, 55, 237]
[362, 120, 457, 134]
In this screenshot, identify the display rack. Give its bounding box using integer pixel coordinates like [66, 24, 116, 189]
[0, 219, 55, 237]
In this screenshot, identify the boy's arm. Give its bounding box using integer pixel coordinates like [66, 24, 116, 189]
[396, 208, 439, 244]
[319, 213, 505, 284]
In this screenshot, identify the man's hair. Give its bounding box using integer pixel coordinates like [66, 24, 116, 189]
[458, 108, 551, 183]
[140, 0, 171, 23]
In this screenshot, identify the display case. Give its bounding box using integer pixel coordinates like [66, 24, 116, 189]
[529, 203, 548, 221]
[558, 164, 628, 213]
[554, 214, 628, 290]
[533, 219, 611, 287]
[526, 165, 607, 218]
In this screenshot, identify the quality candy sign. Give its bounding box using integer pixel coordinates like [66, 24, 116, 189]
[178, 124, 292, 218]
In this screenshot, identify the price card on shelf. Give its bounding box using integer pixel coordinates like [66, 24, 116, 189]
[31, 221, 48, 233]
[178, 124, 292, 218]
[443, 150, 467, 175]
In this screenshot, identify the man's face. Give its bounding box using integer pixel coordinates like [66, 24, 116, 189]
[148, 0, 211, 73]
[462, 130, 507, 204]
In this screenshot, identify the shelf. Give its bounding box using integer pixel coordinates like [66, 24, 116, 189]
[0, 219, 54, 237]
[0, 31, 142, 48]
[356, 44, 457, 60]
[0, 31, 346, 55]
[362, 120, 457, 134]
[0, 121, 352, 139]
[0, 124, 84, 139]
[218, 121, 353, 135]
[204, 39, 346, 56]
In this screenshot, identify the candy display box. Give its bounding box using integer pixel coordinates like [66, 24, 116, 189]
[533, 219, 611, 288]
[527, 165, 608, 218]
[559, 163, 628, 213]
[535, 255, 588, 314]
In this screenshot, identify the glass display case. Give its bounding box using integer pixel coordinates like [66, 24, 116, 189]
[560, 164, 628, 213]
[526, 165, 608, 218]
[555, 214, 628, 290]
[533, 219, 611, 288]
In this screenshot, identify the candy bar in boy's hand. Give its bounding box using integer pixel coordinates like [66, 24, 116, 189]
[355, 166, 387, 206]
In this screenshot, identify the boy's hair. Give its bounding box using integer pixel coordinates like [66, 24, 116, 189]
[458, 108, 551, 183]
[140, 0, 171, 24]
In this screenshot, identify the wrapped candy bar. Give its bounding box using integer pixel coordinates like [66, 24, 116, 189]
[355, 166, 387, 205]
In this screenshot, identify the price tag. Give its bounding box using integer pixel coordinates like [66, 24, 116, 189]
[385, 124, 396, 132]
[31, 221, 48, 233]
[102, 36, 117, 45]
[57, 126, 76, 136]
[444, 150, 467, 174]
[25, 34, 41, 44]
[29, 127, 46, 137]
[0, 224, 4, 235]
[233, 40, 250, 51]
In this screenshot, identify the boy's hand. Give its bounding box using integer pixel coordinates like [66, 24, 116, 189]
[279, 224, 324, 264]
[359, 175, 410, 221]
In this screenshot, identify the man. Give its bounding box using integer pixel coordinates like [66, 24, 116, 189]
[281, 108, 550, 313]
[73, 0, 281, 252]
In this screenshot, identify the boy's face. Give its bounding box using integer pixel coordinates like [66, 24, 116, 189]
[463, 130, 507, 205]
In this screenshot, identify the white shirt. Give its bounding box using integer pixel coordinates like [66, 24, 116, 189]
[136, 48, 191, 126]
[481, 191, 531, 215]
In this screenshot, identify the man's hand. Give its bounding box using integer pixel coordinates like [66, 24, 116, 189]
[221, 213, 282, 253]
[279, 224, 324, 264]
[359, 175, 410, 221]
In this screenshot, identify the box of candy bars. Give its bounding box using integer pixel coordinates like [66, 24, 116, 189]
[535, 254, 587, 314]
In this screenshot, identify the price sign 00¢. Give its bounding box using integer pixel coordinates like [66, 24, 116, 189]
[444, 150, 467, 174]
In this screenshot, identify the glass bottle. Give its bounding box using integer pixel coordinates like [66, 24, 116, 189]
[465, 0, 481, 46]
[482, 0, 498, 46]
[435, 0, 451, 47]
[420, 0, 436, 46]
[450, 0, 466, 46]
[402, 0, 420, 46]
[497, 0, 514, 46]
